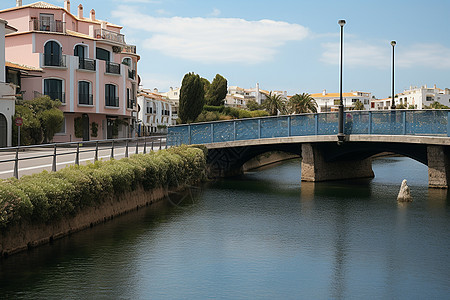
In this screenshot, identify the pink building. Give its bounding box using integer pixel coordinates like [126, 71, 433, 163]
[0, 1, 140, 142]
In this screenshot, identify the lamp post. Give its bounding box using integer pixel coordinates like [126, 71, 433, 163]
[391, 41, 396, 109]
[337, 19, 346, 142]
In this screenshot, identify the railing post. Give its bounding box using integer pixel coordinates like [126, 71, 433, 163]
[402, 111, 406, 135]
[125, 139, 129, 158]
[159, 138, 162, 150]
[136, 139, 139, 154]
[75, 143, 80, 165]
[152, 140, 154, 150]
[52, 144, 57, 171]
[188, 126, 191, 145]
[165, 137, 168, 149]
[287, 116, 291, 137]
[111, 140, 114, 159]
[144, 140, 147, 154]
[314, 114, 319, 135]
[258, 119, 261, 139]
[368, 111, 372, 135]
[211, 123, 214, 143]
[13, 147, 19, 179]
[95, 141, 99, 161]
[233, 121, 236, 141]
[447, 112, 450, 137]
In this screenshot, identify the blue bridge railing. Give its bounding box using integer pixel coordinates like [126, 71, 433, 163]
[168, 110, 450, 146]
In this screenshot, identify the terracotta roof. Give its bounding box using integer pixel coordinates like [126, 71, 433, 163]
[66, 29, 94, 40]
[0, 2, 122, 29]
[6, 61, 43, 72]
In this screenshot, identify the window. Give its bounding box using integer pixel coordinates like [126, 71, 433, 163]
[122, 58, 131, 67]
[44, 78, 64, 102]
[96, 47, 110, 62]
[426, 96, 433, 102]
[44, 41, 63, 66]
[78, 81, 92, 105]
[57, 116, 66, 134]
[105, 84, 118, 107]
[74, 45, 85, 60]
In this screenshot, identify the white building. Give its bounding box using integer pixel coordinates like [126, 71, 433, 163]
[394, 85, 450, 109]
[159, 87, 179, 121]
[310, 90, 371, 112]
[137, 89, 173, 135]
[0, 18, 17, 147]
[370, 98, 392, 110]
[225, 83, 268, 108]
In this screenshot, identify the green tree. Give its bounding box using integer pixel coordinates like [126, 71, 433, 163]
[246, 99, 262, 111]
[263, 92, 286, 116]
[352, 100, 365, 111]
[430, 101, 449, 109]
[201, 77, 211, 96]
[288, 93, 317, 114]
[179, 72, 205, 123]
[13, 96, 63, 145]
[206, 74, 228, 106]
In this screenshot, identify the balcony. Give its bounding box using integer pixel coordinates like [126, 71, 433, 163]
[79, 94, 93, 105]
[29, 19, 65, 33]
[78, 58, 96, 71]
[43, 54, 67, 68]
[44, 91, 65, 103]
[106, 61, 121, 75]
[94, 28, 125, 45]
[105, 97, 119, 107]
[128, 69, 136, 80]
[123, 45, 136, 54]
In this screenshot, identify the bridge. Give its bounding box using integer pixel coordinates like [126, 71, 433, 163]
[168, 110, 450, 188]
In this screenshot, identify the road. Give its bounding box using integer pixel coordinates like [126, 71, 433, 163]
[0, 141, 167, 180]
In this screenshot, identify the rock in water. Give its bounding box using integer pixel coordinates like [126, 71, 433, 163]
[397, 179, 413, 202]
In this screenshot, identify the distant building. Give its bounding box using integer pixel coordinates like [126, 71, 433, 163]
[225, 83, 271, 108]
[0, 18, 17, 147]
[310, 90, 371, 112]
[137, 89, 173, 135]
[159, 86, 179, 121]
[0, 1, 139, 142]
[370, 98, 391, 110]
[394, 85, 450, 109]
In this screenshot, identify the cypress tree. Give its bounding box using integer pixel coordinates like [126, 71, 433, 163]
[206, 74, 227, 106]
[179, 72, 205, 123]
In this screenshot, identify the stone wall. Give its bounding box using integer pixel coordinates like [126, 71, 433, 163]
[0, 186, 169, 257]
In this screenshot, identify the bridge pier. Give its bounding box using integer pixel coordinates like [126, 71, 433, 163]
[301, 143, 374, 182]
[427, 146, 450, 189]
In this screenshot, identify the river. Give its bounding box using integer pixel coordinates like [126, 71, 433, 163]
[0, 157, 449, 299]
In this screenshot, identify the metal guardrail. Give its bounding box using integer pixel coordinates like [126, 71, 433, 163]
[0, 136, 175, 179]
[168, 110, 450, 146]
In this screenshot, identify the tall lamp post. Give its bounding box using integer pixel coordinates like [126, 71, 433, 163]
[391, 40, 396, 109]
[337, 19, 346, 142]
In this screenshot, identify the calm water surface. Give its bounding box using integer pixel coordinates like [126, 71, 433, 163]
[1, 157, 449, 299]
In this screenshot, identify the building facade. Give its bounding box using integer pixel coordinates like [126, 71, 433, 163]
[137, 89, 173, 135]
[394, 85, 450, 109]
[310, 90, 371, 112]
[0, 18, 17, 147]
[0, 1, 139, 142]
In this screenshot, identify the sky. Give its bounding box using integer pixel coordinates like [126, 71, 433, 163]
[1, 0, 450, 98]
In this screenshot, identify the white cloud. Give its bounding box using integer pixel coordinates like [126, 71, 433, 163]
[320, 40, 450, 69]
[209, 8, 221, 17]
[112, 6, 309, 64]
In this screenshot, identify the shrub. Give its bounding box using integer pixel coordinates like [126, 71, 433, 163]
[0, 180, 33, 227]
[238, 110, 252, 119]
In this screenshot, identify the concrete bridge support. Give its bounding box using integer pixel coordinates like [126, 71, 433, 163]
[427, 146, 450, 189]
[301, 143, 374, 182]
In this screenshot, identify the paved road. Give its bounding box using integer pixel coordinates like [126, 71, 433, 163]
[0, 141, 167, 180]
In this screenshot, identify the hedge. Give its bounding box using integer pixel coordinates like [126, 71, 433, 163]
[0, 146, 206, 229]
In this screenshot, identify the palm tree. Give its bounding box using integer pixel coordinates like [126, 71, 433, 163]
[288, 93, 317, 114]
[262, 92, 286, 116]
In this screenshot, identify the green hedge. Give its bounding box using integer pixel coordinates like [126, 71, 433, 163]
[0, 146, 206, 229]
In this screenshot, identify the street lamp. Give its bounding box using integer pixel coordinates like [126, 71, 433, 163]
[391, 40, 396, 109]
[337, 19, 346, 142]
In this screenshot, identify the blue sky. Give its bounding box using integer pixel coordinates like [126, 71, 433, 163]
[2, 0, 450, 98]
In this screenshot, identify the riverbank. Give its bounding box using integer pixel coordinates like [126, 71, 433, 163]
[0, 145, 206, 257]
